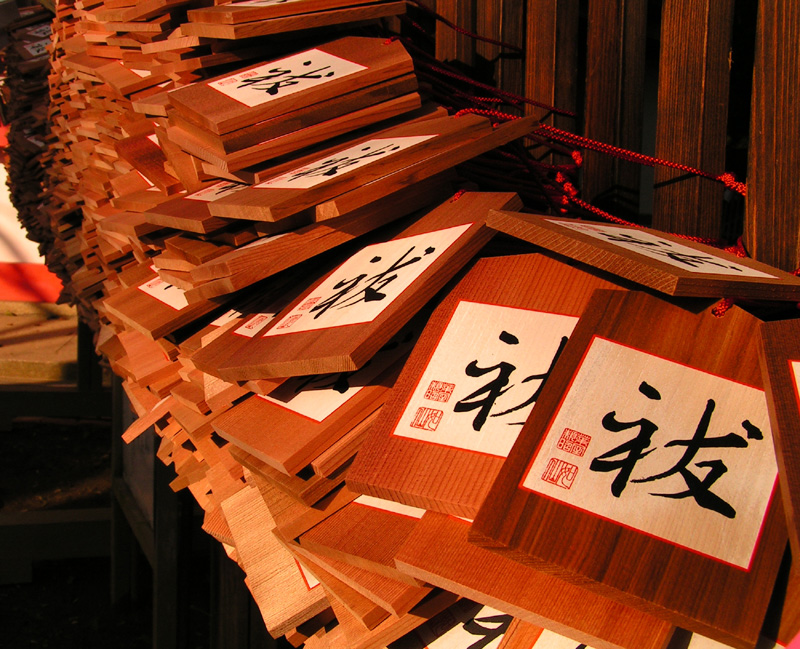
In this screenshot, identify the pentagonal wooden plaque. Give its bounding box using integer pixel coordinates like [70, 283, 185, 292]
[214, 191, 521, 380]
[142, 181, 249, 234]
[205, 114, 491, 222]
[759, 317, 800, 560]
[212, 324, 416, 475]
[347, 253, 627, 518]
[167, 36, 413, 134]
[395, 511, 674, 649]
[487, 211, 800, 300]
[470, 289, 786, 648]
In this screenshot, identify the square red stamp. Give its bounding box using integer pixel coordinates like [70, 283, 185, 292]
[297, 296, 321, 311]
[423, 380, 455, 403]
[410, 407, 443, 432]
[556, 428, 591, 457]
[541, 458, 578, 489]
[276, 314, 303, 330]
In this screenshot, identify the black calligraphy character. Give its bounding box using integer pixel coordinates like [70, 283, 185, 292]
[212, 182, 243, 198]
[236, 60, 335, 95]
[461, 613, 512, 649]
[309, 245, 435, 319]
[631, 400, 759, 518]
[489, 335, 569, 425]
[656, 251, 743, 272]
[453, 331, 520, 432]
[287, 143, 402, 182]
[589, 381, 661, 496]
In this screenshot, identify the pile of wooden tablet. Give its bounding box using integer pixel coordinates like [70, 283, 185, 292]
[8, 1, 800, 648]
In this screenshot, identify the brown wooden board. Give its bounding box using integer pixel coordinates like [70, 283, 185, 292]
[214, 191, 521, 380]
[166, 92, 422, 173]
[298, 494, 426, 586]
[103, 268, 220, 339]
[287, 537, 432, 617]
[213, 324, 414, 475]
[166, 72, 418, 155]
[487, 211, 800, 301]
[347, 253, 627, 518]
[395, 511, 673, 649]
[167, 37, 413, 135]
[759, 317, 800, 560]
[470, 289, 786, 648]
[115, 131, 183, 194]
[142, 181, 250, 234]
[180, 2, 406, 40]
[205, 114, 492, 222]
[221, 483, 330, 637]
[188, 0, 388, 24]
[183, 171, 455, 303]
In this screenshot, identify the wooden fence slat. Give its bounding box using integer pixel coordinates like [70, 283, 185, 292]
[651, 0, 734, 238]
[435, 0, 475, 67]
[582, 0, 647, 218]
[744, 2, 800, 272]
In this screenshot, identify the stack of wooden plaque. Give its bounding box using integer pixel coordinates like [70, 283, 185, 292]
[8, 1, 800, 648]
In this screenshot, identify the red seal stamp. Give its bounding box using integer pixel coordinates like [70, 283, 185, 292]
[541, 458, 578, 489]
[276, 314, 303, 330]
[556, 428, 591, 457]
[410, 407, 443, 432]
[423, 380, 455, 403]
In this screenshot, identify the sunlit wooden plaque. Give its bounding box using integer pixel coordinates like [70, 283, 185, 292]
[214, 192, 521, 381]
[142, 180, 250, 234]
[470, 289, 786, 648]
[487, 211, 800, 300]
[759, 317, 800, 560]
[347, 253, 627, 518]
[395, 511, 674, 649]
[167, 37, 413, 134]
[188, 0, 390, 24]
[212, 324, 416, 475]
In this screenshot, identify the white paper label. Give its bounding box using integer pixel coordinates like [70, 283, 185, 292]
[256, 135, 437, 190]
[146, 133, 160, 147]
[295, 560, 320, 590]
[27, 24, 52, 38]
[264, 223, 472, 336]
[24, 39, 49, 57]
[138, 272, 189, 310]
[211, 308, 242, 327]
[129, 68, 152, 78]
[393, 301, 577, 458]
[185, 180, 249, 203]
[209, 48, 366, 108]
[550, 220, 776, 278]
[522, 336, 776, 569]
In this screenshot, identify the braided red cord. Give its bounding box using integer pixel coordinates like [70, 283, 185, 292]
[537, 124, 747, 196]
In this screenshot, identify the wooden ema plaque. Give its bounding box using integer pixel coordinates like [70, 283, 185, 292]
[214, 191, 521, 380]
[759, 317, 800, 560]
[115, 132, 182, 194]
[487, 211, 800, 300]
[212, 323, 415, 475]
[167, 37, 413, 135]
[187, 0, 391, 24]
[180, 2, 406, 40]
[221, 483, 330, 637]
[104, 267, 219, 340]
[347, 253, 627, 518]
[298, 495, 426, 586]
[470, 289, 787, 648]
[205, 114, 492, 222]
[166, 92, 422, 173]
[395, 511, 673, 649]
[142, 181, 250, 234]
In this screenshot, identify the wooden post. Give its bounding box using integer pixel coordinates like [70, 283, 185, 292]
[476, 0, 525, 99]
[435, 0, 476, 68]
[525, 0, 579, 160]
[582, 0, 647, 219]
[744, 2, 800, 272]
[651, 0, 734, 239]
